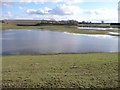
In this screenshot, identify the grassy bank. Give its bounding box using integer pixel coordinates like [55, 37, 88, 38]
[2, 53, 119, 88]
[1, 23, 119, 35]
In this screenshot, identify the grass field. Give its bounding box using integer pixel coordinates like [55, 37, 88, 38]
[78, 23, 111, 28]
[1, 23, 119, 35]
[2, 53, 119, 88]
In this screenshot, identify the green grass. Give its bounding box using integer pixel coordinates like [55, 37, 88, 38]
[2, 53, 119, 88]
[1, 23, 119, 35]
[78, 24, 111, 28]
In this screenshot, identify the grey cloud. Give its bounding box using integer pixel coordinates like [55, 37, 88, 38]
[27, 9, 42, 14]
[48, 7, 73, 15]
[26, 5, 73, 15]
[27, 7, 51, 15]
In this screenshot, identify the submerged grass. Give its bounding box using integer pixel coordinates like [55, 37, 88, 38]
[2, 53, 119, 88]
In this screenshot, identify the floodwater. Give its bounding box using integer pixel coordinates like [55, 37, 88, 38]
[2, 29, 119, 54]
[77, 27, 116, 30]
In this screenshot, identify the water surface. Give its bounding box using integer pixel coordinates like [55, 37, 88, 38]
[2, 29, 119, 54]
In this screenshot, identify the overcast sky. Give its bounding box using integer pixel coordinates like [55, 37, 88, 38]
[0, 0, 119, 23]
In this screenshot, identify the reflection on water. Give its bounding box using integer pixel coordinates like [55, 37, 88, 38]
[2, 29, 119, 54]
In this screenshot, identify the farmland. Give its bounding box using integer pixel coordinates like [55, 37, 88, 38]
[1, 20, 119, 35]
